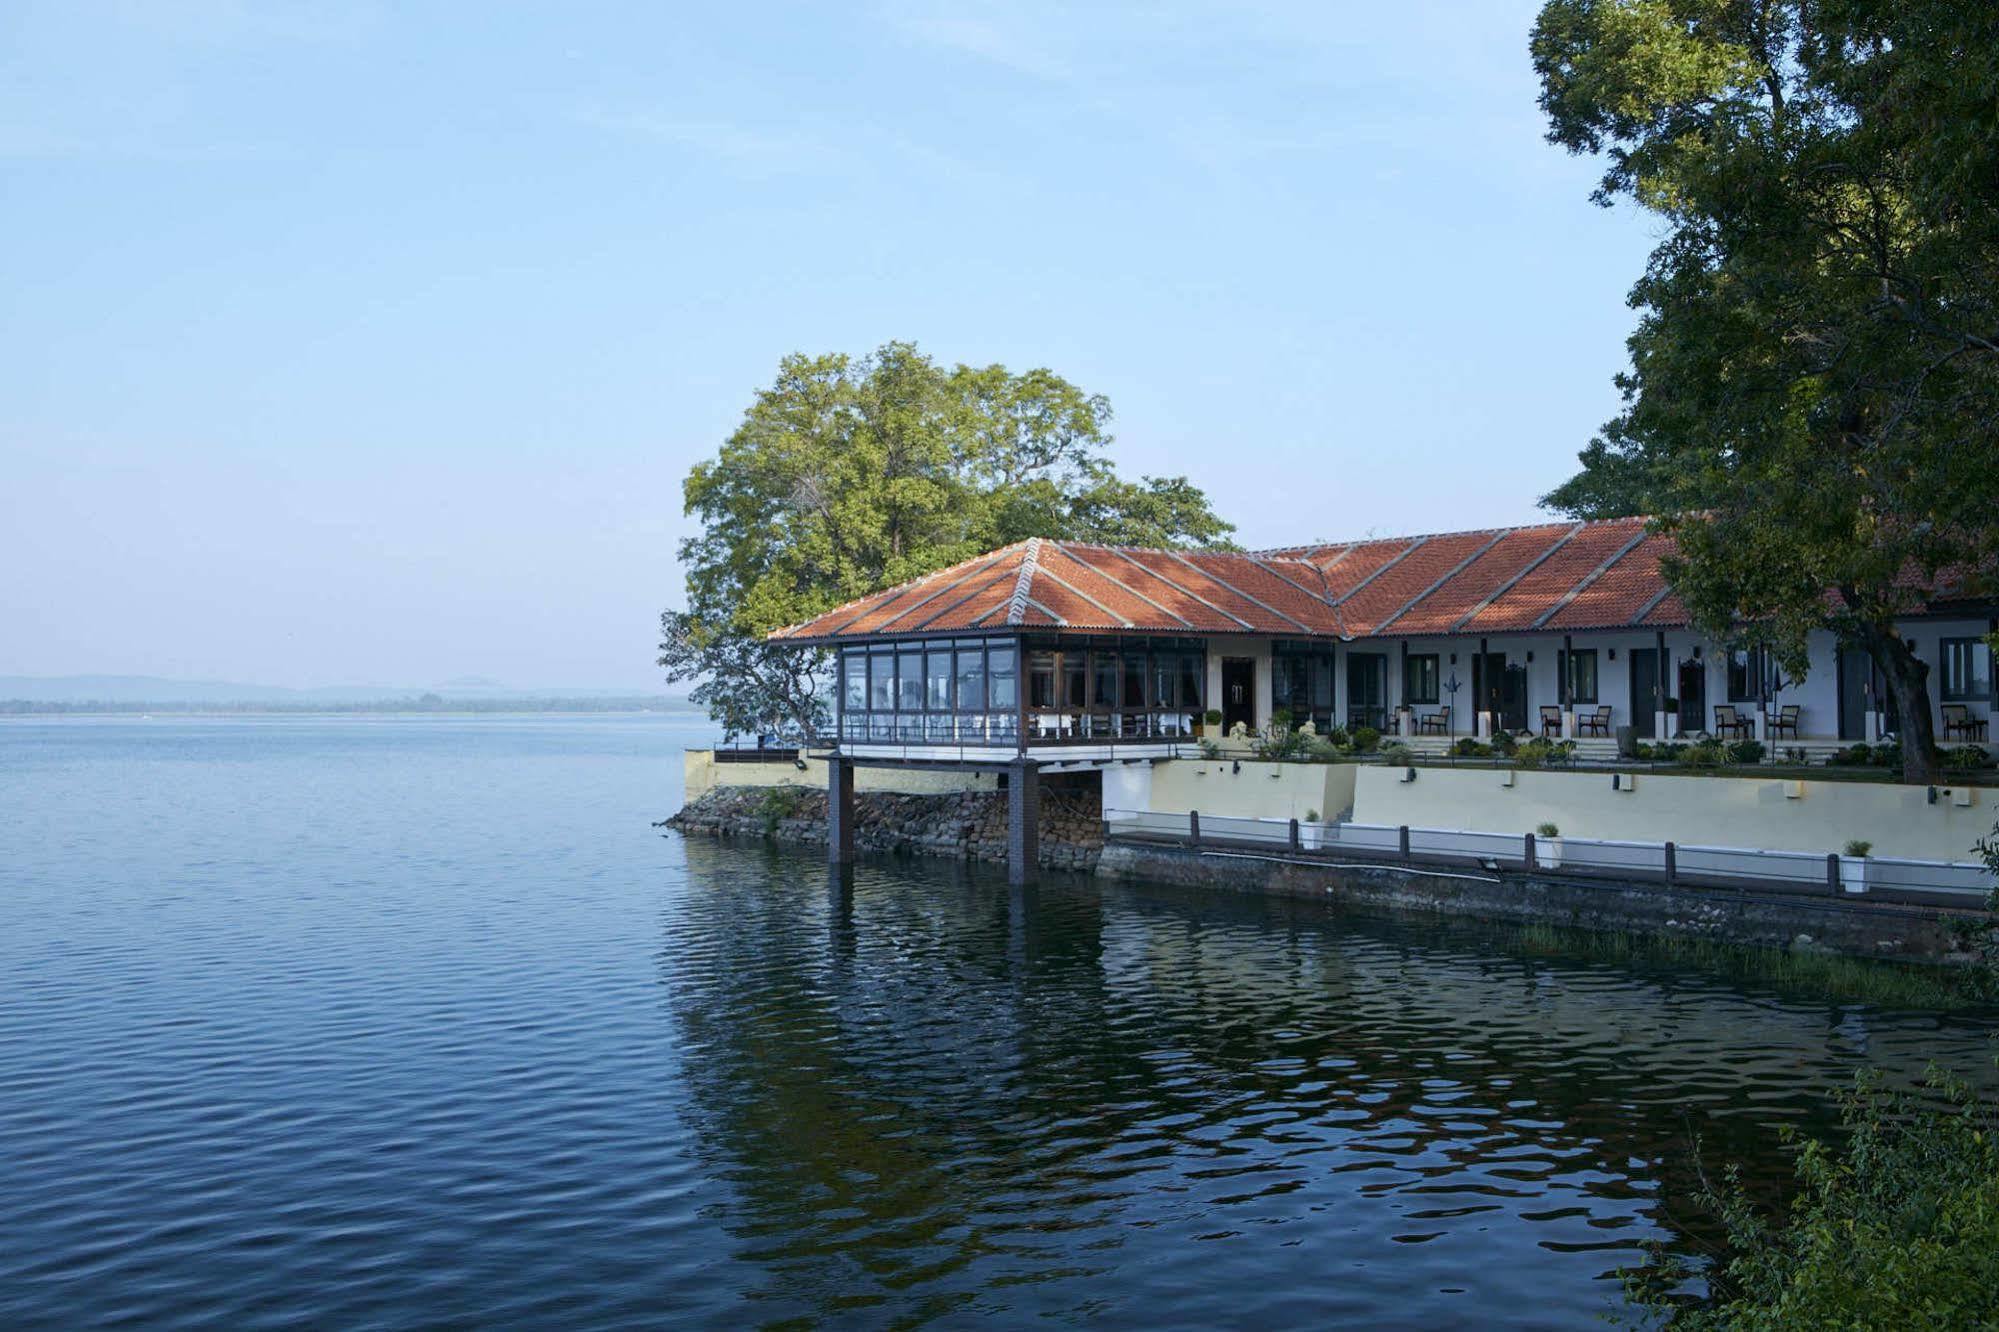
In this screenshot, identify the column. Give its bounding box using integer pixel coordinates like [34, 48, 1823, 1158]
[827, 755, 855, 865]
[1007, 757, 1039, 886]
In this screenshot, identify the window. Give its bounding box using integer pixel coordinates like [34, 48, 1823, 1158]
[1403, 654, 1440, 705]
[1557, 648, 1598, 705]
[926, 647, 953, 711]
[868, 649, 894, 711]
[1093, 651, 1119, 709]
[955, 645, 986, 712]
[987, 642, 1017, 711]
[842, 653, 867, 713]
[1941, 637, 1992, 702]
[1727, 647, 1771, 703]
[1063, 653, 1087, 708]
[1121, 652, 1146, 709]
[1152, 655, 1175, 711]
[1028, 652, 1056, 709]
[896, 651, 924, 711]
[1177, 654, 1203, 710]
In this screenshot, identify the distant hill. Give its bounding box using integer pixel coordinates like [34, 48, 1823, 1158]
[0, 675, 698, 712]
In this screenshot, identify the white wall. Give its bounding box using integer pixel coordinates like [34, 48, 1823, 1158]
[684, 750, 997, 802]
[1351, 764, 1991, 862]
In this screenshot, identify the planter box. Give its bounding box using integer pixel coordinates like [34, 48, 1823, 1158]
[1539, 837, 1563, 870]
[1839, 855, 1869, 894]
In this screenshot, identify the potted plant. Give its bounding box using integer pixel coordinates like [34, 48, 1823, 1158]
[1840, 839, 1872, 894]
[1198, 708, 1223, 738]
[1300, 807, 1324, 851]
[1536, 821, 1562, 869]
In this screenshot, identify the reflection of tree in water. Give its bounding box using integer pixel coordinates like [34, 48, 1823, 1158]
[662, 839, 1999, 1324]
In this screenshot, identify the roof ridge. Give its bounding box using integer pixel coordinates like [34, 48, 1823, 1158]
[1004, 538, 1043, 625]
[1247, 515, 1638, 560]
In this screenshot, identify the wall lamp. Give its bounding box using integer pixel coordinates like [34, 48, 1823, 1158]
[1607, 648, 1616, 660]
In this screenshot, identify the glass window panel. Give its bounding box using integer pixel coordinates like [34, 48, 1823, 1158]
[1122, 653, 1146, 709]
[1153, 658, 1174, 710]
[1403, 654, 1439, 705]
[1093, 652, 1119, 708]
[988, 644, 1017, 710]
[897, 651, 924, 711]
[1064, 654, 1087, 708]
[1942, 638, 1993, 701]
[842, 653, 867, 712]
[1028, 652, 1056, 709]
[927, 650, 953, 711]
[956, 646, 986, 712]
[869, 653, 893, 711]
[1178, 654, 1202, 709]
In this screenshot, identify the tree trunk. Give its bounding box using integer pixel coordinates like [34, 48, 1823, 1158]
[1866, 630, 1939, 784]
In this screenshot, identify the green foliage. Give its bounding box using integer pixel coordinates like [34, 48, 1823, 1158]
[1684, 737, 1729, 768]
[1536, 821, 1560, 838]
[1942, 745, 1994, 772]
[1324, 726, 1351, 749]
[1533, 0, 1999, 784]
[1727, 739, 1766, 765]
[1351, 726, 1381, 754]
[1196, 738, 1221, 760]
[1515, 737, 1578, 769]
[1378, 741, 1413, 765]
[659, 341, 1235, 738]
[1453, 737, 1494, 758]
[1490, 730, 1519, 757]
[1625, 1071, 1999, 1328]
[1253, 715, 1310, 762]
[1843, 838, 1873, 858]
[758, 785, 806, 837]
[1202, 709, 1223, 727]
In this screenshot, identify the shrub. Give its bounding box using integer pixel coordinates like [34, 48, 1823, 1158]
[758, 784, 805, 836]
[1324, 725, 1351, 748]
[1304, 808, 1320, 823]
[1829, 742, 1873, 767]
[1684, 737, 1731, 768]
[1203, 709, 1223, 727]
[1536, 821, 1560, 838]
[1378, 741, 1413, 765]
[1871, 742, 1901, 767]
[1633, 742, 1656, 760]
[1196, 738, 1220, 759]
[1942, 745, 1994, 772]
[1351, 726, 1381, 753]
[1844, 838, 1873, 858]
[1491, 730, 1519, 757]
[1453, 737, 1492, 758]
[1727, 739, 1767, 765]
[1624, 1071, 1999, 1329]
[1513, 737, 1577, 770]
[1302, 735, 1342, 763]
[1783, 746, 1808, 764]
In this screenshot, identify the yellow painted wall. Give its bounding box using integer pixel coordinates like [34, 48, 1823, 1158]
[682, 750, 998, 802]
[1350, 765, 1989, 862]
[1146, 759, 1357, 823]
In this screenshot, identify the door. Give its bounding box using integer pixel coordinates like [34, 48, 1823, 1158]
[1345, 653, 1387, 730]
[1220, 658, 1255, 734]
[1838, 648, 1868, 739]
[1676, 658, 1705, 738]
[1629, 648, 1660, 739]
[1470, 652, 1512, 731]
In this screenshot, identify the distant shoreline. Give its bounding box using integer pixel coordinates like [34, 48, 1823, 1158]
[1, 697, 696, 717]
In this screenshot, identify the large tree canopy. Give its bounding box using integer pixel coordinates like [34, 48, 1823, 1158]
[1532, 0, 1999, 781]
[660, 342, 1235, 739]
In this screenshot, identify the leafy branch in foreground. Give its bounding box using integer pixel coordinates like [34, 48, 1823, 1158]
[1626, 1068, 1999, 1328]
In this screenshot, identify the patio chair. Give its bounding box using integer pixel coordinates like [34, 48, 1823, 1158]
[1538, 705, 1563, 737]
[1417, 708, 1450, 735]
[1942, 704, 1990, 741]
[1768, 704, 1801, 740]
[1713, 705, 1750, 738]
[1578, 705, 1612, 737]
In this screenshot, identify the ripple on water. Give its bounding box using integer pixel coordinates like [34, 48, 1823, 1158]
[0, 716, 1994, 1329]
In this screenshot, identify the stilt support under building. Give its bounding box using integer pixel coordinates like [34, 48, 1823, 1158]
[828, 755, 855, 865]
[1007, 756, 1039, 886]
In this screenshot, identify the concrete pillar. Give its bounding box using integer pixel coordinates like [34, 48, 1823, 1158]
[1007, 757, 1039, 886]
[827, 756, 855, 865]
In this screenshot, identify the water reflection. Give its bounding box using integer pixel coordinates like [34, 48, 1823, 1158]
[665, 840, 1998, 1329]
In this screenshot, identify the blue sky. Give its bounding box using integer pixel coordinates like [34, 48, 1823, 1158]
[1, 1, 1654, 690]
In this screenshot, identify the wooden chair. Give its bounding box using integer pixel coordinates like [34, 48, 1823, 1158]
[1578, 705, 1612, 737]
[1942, 704, 1990, 741]
[1418, 707, 1450, 735]
[1768, 704, 1801, 740]
[1712, 704, 1751, 738]
[1538, 704, 1563, 737]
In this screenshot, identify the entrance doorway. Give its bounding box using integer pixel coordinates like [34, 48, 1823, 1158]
[1676, 658, 1705, 738]
[1220, 658, 1256, 734]
[1345, 653, 1387, 731]
[1629, 648, 1660, 738]
[1471, 652, 1527, 732]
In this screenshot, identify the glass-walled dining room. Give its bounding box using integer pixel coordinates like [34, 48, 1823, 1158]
[834, 635, 1205, 746]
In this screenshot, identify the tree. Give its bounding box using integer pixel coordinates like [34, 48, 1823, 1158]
[659, 342, 1235, 739]
[1624, 1070, 1999, 1328]
[1532, 0, 1999, 783]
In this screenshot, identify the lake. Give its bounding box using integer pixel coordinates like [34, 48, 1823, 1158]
[2, 714, 1993, 1328]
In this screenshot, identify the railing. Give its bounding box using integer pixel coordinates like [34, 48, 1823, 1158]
[709, 744, 804, 764]
[1101, 808, 1994, 906]
[813, 736, 1199, 765]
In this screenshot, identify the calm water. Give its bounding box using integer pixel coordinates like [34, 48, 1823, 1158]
[2, 715, 1994, 1328]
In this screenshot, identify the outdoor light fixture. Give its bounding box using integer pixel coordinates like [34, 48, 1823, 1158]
[1607, 648, 1616, 660]
[1525, 651, 1534, 663]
